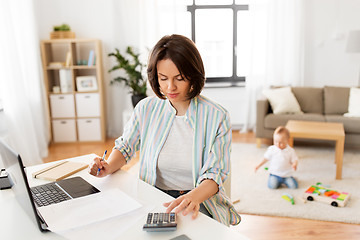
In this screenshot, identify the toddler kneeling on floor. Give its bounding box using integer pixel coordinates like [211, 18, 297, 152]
[255, 126, 298, 189]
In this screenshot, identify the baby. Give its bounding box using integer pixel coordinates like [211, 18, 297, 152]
[255, 126, 298, 189]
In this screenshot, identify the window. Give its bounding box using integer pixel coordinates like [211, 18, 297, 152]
[187, 0, 249, 86]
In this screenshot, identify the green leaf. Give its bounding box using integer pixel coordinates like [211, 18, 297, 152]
[108, 46, 147, 96]
[53, 23, 71, 31]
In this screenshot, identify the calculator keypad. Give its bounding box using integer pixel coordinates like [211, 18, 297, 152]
[143, 212, 177, 231]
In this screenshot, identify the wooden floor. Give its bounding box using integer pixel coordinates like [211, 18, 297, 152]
[43, 131, 360, 240]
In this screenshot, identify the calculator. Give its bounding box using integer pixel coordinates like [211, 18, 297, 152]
[143, 212, 177, 231]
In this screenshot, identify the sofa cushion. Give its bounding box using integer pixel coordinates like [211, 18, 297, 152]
[324, 86, 350, 115]
[292, 87, 323, 114]
[325, 115, 360, 134]
[264, 113, 325, 129]
[262, 87, 303, 114]
[344, 87, 360, 117]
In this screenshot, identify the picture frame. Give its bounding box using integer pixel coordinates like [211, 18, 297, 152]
[76, 76, 98, 92]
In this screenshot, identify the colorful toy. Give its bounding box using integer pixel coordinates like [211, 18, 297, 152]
[302, 184, 351, 207]
[282, 193, 295, 205]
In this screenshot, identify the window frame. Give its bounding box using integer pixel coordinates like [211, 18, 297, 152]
[187, 1, 249, 86]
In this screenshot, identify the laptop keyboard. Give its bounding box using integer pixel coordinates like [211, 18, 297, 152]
[31, 183, 71, 207]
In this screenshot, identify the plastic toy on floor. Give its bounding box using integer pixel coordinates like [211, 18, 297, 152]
[282, 193, 295, 205]
[302, 184, 351, 207]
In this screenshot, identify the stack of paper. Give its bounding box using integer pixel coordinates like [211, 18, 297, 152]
[38, 188, 142, 233]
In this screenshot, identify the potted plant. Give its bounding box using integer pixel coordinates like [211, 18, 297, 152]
[50, 23, 75, 39]
[108, 46, 147, 107]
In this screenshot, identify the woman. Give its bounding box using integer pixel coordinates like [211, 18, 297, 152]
[88, 34, 240, 226]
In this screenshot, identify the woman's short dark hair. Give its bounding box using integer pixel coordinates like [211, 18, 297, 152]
[147, 34, 205, 100]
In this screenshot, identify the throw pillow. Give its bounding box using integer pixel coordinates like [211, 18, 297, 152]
[344, 87, 360, 117]
[262, 87, 303, 115]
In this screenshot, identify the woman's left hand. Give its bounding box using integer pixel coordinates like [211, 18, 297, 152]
[163, 179, 218, 219]
[163, 192, 201, 219]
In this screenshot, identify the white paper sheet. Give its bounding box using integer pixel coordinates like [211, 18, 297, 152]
[57, 204, 155, 240]
[38, 188, 142, 232]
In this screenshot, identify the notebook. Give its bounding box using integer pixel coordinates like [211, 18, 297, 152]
[0, 140, 100, 232]
[32, 160, 88, 181]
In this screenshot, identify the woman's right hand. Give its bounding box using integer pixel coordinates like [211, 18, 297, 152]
[88, 157, 110, 177]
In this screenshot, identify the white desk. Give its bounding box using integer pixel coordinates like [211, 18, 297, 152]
[0, 154, 249, 240]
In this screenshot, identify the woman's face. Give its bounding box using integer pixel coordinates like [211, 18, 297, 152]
[157, 58, 191, 105]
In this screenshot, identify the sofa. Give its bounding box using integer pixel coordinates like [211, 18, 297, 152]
[256, 86, 360, 147]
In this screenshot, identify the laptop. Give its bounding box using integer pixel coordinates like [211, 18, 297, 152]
[0, 140, 100, 232]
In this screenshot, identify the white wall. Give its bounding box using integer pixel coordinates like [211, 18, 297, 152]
[33, 0, 360, 136]
[304, 0, 360, 87]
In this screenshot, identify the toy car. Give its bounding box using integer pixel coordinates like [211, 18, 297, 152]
[303, 184, 351, 207]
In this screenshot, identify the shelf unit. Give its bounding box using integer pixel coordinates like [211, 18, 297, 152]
[40, 38, 106, 142]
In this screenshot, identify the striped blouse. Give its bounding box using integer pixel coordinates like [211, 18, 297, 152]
[114, 95, 241, 226]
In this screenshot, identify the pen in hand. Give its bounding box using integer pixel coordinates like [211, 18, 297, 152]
[97, 150, 107, 175]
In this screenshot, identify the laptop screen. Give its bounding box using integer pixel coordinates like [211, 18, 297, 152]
[0, 140, 47, 231]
